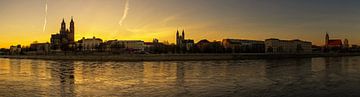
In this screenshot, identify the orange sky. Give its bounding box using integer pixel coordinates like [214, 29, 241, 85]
[0, 0, 359, 48]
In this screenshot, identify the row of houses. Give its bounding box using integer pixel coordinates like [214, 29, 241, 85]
[176, 31, 313, 53]
[265, 39, 312, 53]
[222, 39, 265, 53]
[6, 18, 346, 54]
[15, 30, 350, 54]
[9, 37, 145, 55]
[64, 37, 146, 53]
[222, 38, 312, 53]
[11, 37, 313, 55]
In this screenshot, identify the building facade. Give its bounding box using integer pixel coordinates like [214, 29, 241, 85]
[10, 45, 21, 55]
[51, 17, 75, 51]
[265, 38, 312, 53]
[222, 39, 265, 53]
[104, 40, 145, 52]
[77, 37, 103, 51]
[325, 33, 343, 48]
[196, 39, 210, 52]
[30, 42, 50, 53]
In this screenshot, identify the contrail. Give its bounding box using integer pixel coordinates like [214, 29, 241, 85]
[118, 0, 130, 26]
[42, 0, 48, 33]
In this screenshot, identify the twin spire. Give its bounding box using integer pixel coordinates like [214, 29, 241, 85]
[60, 16, 75, 32]
[62, 16, 74, 24]
[176, 29, 185, 36]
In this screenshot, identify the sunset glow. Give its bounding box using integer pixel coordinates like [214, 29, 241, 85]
[0, 0, 360, 48]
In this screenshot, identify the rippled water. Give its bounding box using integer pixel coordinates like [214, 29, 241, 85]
[0, 56, 360, 97]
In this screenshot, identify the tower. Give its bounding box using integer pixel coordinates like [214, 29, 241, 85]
[182, 30, 185, 40]
[60, 18, 68, 39]
[325, 32, 329, 46]
[176, 30, 179, 45]
[344, 39, 349, 48]
[69, 17, 75, 42]
[61, 18, 66, 32]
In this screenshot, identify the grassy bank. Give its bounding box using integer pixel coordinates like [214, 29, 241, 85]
[0, 53, 360, 62]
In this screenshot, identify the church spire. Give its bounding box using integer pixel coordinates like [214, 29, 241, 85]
[70, 16, 74, 23]
[182, 29, 185, 39]
[61, 18, 66, 32]
[69, 16, 75, 42]
[325, 32, 329, 46]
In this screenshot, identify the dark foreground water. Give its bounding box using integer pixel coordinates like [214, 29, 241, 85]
[0, 56, 360, 97]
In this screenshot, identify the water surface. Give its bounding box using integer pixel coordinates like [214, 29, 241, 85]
[0, 56, 360, 97]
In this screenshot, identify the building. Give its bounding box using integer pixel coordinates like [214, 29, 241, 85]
[325, 33, 343, 48]
[195, 39, 224, 53]
[51, 17, 75, 51]
[121, 40, 145, 51]
[176, 30, 194, 52]
[196, 39, 211, 52]
[50, 34, 61, 50]
[144, 42, 154, 50]
[344, 38, 349, 48]
[144, 38, 171, 54]
[265, 38, 312, 53]
[222, 39, 265, 53]
[10, 45, 21, 55]
[77, 37, 103, 51]
[144, 39, 159, 52]
[144, 39, 159, 48]
[30, 42, 50, 53]
[104, 40, 145, 52]
[0, 48, 9, 55]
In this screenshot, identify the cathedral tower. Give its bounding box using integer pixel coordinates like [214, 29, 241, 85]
[61, 19, 66, 32]
[69, 17, 75, 42]
[344, 39, 349, 48]
[182, 30, 185, 40]
[176, 30, 180, 45]
[325, 32, 329, 46]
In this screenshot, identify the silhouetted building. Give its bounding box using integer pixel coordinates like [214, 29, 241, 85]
[51, 17, 75, 51]
[29, 42, 50, 54]
[195, 39, 224, 53]
[77, 37, 103, 51]
[104, 40, 144, 53]
[176, 30, 194, 52]
[323, 32, 352, 52]
[325, 32, 342, 48]
[349, 45, 360, 52]
[144, 39, 162, 53]
[9, 45, 21, 55]
[196, 39, 211, 52]
[222, 39, 265, 53]
[50, 34, 61, 50]
[265, 38, 312, 53]
[0, 48, 9, 55]
[344, 38, 349, 48]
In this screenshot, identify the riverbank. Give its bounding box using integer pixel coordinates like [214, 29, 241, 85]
[1, 53, 360, 61]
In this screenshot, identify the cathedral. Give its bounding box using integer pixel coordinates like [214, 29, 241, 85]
[325, 32, 349, 48]
[50, 17, 75, 51]
[176, 30, 194, 52]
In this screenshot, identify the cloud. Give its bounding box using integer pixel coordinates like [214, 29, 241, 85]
[42, 0, 48, 33]
[118, 0, 130, 26]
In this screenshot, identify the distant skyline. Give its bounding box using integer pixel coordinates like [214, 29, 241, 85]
[1, 0, 360, 48]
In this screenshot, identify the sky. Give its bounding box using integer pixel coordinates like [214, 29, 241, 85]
[0, 0, 360, 48]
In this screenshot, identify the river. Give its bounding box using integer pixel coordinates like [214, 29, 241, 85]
[0, 56, 360, 97]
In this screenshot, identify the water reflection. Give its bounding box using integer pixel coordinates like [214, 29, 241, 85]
[50, 61, 75, 97]
[0, 56, 360, 96]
